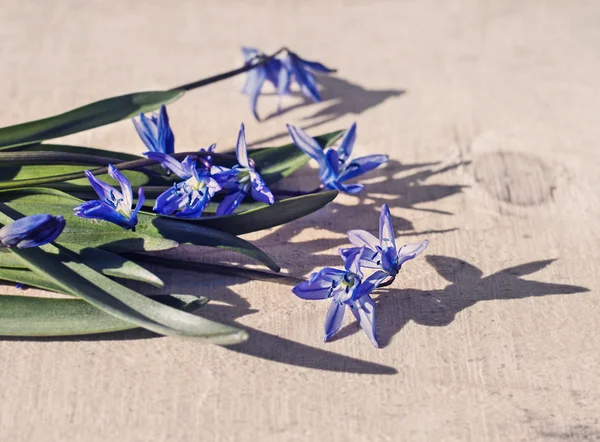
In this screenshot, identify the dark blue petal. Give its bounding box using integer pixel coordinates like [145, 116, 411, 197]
[343, 247, 365, 278]
[132, 113, 158, 152]
[216, 189, 246, 216]
[265, 58, 283, 87]
[349, 294, 379, 347]
[309, 268, 347, 284]
[249, 171, 274, 204]
[181, 156, 199, 177]
[154, 187, 188, 215]
[144, 152, 188, 179]
[286, 124, 327, 164]
[339, 247, 381, 269]
[296, 55, 336, 73]
[337, 122, 357, 163]
[212, 168, 240, 189]
[330, 182, 364, 194]
[289, 54, 322, 102]
[157, 105, 175, 155]
[354, 271, 389, 300]
[0, 214, 66, 248]
[324, 298, 346, 342]
[131, 187, 146, 221]
[236, 123, 250, 167]
[107, 165, 132, 212]
[292, 280, 334, 300]
[73, 200, 133, 230]
[174, 193, 212, 218]
[338, 154, 389, 182]
[84, 170, 120, 204]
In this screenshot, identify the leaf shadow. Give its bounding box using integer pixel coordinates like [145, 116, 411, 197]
[334, 256, 589, 347]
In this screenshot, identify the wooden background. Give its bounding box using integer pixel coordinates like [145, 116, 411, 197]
[0, 1, 598, 441]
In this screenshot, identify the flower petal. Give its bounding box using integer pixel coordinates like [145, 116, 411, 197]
[144, 152, 188, 178]
[74, 200, 133, 229]
[355, 270, 389, 300]
[236, 123, 251, 167]
[292, 280, 333, 300]
[297, 56, 336, 73]
[84, 170, 121, 205]
[132, 113, 158, 152]
[249, 171, 274, 204]
[289, 54, 322, 102]
[347, 229, 379, 251]
[131, 187, 145, 220]
[154, 186, 187, 215]
[339, 247, 381, 269]
[157, 105, 175, 155]
[309, 267, 346, 284]
[333, 182, 364, 194]
[216, 189, 247, 216]
[245, 67, 267, 121]
[277, 62, 292, 110]
[108, 165, 132, 214]
[339, 154, 389, 182]
[379, 204, 397, 253]
[350, 294, 379, 347]
[397, 239, 429, 268]
[324, 299, 346, 342]
[343, 246, 365, 278]
[286, 124, 326, 164]
[337, 122, 357, 163]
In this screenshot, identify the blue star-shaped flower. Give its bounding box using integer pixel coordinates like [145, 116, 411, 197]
[145, 151, 221, 218]
[74, 165, 145, 230]
[213, 123, 274, 216]
[292, 248, 388, 347]
[132, 105, 175, 155]
[241, 48, 335, 120]
[0, 214, 66, 248]
[341, 204, 429, 277]
[287, 122, 389, 194]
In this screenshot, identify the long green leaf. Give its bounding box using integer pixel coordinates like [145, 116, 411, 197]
[0, 91, 184, 149]
[0, 294, 207, 337]
[0, 188, 279, 271]
[0, 246, 164, 288]
[0, 215, 246, 343]
[188, 191, 338, 235]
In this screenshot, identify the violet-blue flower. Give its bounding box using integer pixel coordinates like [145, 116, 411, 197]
[0, 214, 66, 248]
[292, 248, 387, 347]
[74, 165, 145, 230]
[145, 152, 221, 218]
[278, 51, 336, 103]
[341, 204, 429, 278]
[132, 105, 175, 155]
[214, 124, 274, 216]
[287, 122, 389, 194]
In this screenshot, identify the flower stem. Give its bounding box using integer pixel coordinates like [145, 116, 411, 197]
[170, 47, 290, 92]
[377, 275, 396, 288]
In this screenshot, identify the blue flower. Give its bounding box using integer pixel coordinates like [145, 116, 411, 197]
[74, 165, 145, 230]
[287, 122, 389, 194]
[341, 204, 429, 277]
[241, 48, 335, 120]
[0, 214, 66, 248]
[279, 51, 336, 103]
[145, 152, 221, 218]
[132, 104, 175, 155]
[292, 248, 388, 347]
[214, 124, 274, 216]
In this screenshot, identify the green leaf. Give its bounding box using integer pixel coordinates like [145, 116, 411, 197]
[0, 246, 164, 288]
[0, 90, 184, 149]
[187, 191, 338, 235]
[0, 267, 64, 293]
[0, 216, 247, 343]
[0, 188, 279, 271]
[0, 294, 207, 337]
[3, 143, 143, 161]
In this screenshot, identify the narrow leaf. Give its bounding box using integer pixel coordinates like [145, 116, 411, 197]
[0, 294, 207, 337]
[0, 91, 184, 149]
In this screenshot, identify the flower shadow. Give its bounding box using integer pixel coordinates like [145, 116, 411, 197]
[334, 256, 589, 347]
[250, 75, 405, 147]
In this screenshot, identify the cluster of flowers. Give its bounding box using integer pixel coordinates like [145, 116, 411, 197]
[292, 205, 429, 347]
[241, 47, 336, 120]
[71, 105, 389, 231]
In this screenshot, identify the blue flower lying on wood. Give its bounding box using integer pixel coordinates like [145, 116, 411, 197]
[341, 204, 429, 279]
[287, 122, 388, 194]
[74, 165, 145, 230]
[145, 152, 221, 218]
[213, 123, 275, 216]
[0, 214, 65, 248]
[132, 105, 175, 155]
[292, 248, 387, 347]
[292, 204, 428, 347]
[241, 48, 335, 120]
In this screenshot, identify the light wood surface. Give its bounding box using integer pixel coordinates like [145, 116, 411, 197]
[0, 1, 598, 441]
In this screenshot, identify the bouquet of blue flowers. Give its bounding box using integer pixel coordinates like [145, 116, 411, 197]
[0, 47, 425, 347]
